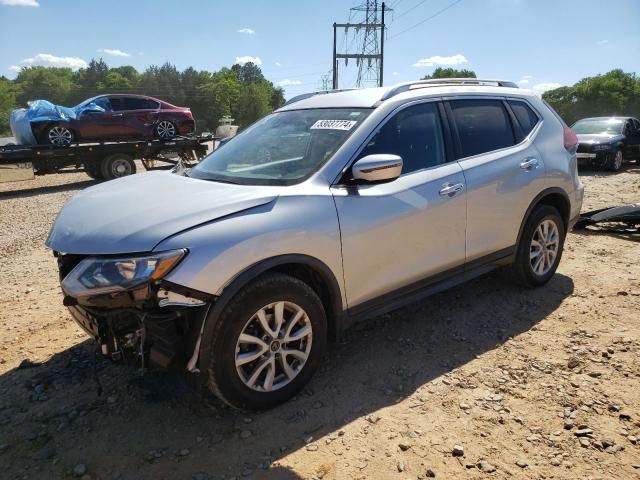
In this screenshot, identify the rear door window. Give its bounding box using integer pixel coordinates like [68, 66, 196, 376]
[449, 99, 516, 158]
[121, 97, 152, 111]
[508, 100, 540, 138]
[146, 99, 160, 110]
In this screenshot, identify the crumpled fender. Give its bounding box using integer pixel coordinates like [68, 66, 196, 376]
[10, 99, 105, 145]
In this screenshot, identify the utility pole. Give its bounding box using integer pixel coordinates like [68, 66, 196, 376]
[332, 1, 388, 90]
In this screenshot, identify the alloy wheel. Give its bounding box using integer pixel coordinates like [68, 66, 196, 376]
[48, 126, 72, 146]
[235, 301, 313, 392]
[156, 121, 176, 139]
[529, 219, 559, 276]
[613, 150, 623, 170]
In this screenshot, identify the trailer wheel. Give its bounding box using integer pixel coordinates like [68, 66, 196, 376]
[85, 163, 104, 180]
[101, 154, 137, 180]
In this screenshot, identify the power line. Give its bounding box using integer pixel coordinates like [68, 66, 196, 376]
[389, 0, 464, 39]
[391, 0, 429, 22]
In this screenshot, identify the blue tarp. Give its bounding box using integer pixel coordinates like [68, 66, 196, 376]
[10, 99, 105, 145]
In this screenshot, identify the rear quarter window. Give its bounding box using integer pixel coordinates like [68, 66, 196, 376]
[450, 99, 516, 158]
[508, 100, 540, 139]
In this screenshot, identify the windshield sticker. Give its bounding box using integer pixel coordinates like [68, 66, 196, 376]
[310, 119, 358, 131]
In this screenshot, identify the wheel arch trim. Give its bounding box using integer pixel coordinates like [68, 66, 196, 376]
[197, 254, 344, 382]
[515, 187, 571, 248]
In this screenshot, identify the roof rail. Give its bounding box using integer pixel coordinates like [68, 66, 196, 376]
[284, 88, 358, 106]
[381, 78, 518, 101]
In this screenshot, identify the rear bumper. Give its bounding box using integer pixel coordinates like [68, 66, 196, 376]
[176, 119, 196, 136]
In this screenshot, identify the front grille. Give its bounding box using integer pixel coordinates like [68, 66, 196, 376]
[57, 253, 87, 280]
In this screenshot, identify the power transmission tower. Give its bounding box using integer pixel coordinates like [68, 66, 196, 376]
[320, 71, 332, 91]
[332, 1, 388, 89]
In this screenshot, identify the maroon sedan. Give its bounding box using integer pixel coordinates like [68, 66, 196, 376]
[31, 94, 195, 146]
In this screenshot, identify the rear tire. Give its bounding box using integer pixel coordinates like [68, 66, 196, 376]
[206, 273, 327, 411]
[155, 120, 177, 140]
[100, 154, 136, 180]
[510, 205, 565, 288]
[605, 149, 624, 172]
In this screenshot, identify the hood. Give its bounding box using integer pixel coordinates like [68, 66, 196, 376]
[46, 171, 278, 255]
[576, 133, 624, 144]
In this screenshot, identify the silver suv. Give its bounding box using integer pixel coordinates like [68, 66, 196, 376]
[47, 79, 584, 410]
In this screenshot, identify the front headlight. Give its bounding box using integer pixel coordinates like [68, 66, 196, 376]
[592, 144, 612, 151]
[62, 249, 186, 297]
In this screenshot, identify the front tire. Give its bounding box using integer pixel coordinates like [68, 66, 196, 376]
[605, 149, 624, 172]
[510, 205, 566, 288]
[45, 124, 74, 146]
[206, 273, 327, 410]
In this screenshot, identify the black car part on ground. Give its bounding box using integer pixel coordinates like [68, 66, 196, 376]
[573, 204, 640, 234]
[0, 135, 213, 181]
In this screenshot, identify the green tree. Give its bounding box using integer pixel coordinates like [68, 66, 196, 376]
[232, 62, 265, 84]
[0, 76, 19, 135]
[14, 66, 78, 106]
[543, 69, 640, 125]
[236, 82, 272, 128]
[422, 67, 477, 80]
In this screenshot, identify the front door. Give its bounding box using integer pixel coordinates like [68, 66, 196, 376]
[331, 101, 467, 310]
[76, 96, 122, 140]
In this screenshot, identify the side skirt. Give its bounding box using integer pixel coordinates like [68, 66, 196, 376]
[342, 246, 515, 328]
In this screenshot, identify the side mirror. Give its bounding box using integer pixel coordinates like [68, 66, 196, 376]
[352, 154, 403, 183]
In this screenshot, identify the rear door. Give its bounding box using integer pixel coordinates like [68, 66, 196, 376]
[331, 100, 467, 310]
[117, 97, 160, 138]
[446, 97, 546, 263]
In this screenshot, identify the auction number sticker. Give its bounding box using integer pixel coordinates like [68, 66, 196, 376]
[310, 119, 358, 131]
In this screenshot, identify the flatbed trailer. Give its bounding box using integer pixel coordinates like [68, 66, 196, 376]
[0, 135, 214, 183]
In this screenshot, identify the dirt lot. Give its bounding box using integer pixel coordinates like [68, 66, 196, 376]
[0, 164, 639, 480]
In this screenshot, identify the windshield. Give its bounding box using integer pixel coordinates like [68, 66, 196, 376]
[572, 118, 624, 135]
[189, 108, 372, 185]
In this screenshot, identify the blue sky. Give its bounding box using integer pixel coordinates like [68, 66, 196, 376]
[1, 0, 639, 99]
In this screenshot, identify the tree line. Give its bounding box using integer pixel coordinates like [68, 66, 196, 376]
[1, 63, 638, 137]
[0, 59, 285, 136]
[542, 69, 640, 125]
[422, 67, 640, 126]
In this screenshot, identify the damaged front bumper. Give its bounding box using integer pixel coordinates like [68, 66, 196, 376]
[55, 251, 215, 371]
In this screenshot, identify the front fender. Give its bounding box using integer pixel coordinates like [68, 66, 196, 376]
[155, 192, 345, 308]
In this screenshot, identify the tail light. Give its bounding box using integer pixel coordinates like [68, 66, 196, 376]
[183, 110, 193, 120]
[563, 127, 578, 153]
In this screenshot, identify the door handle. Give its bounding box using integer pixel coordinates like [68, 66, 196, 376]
[520, 157, 539, 170]
[112, 113, 123, 117]
[439, 182, 464, 197]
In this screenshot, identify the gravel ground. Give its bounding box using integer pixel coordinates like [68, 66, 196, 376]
[0, 164, 639, 480]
